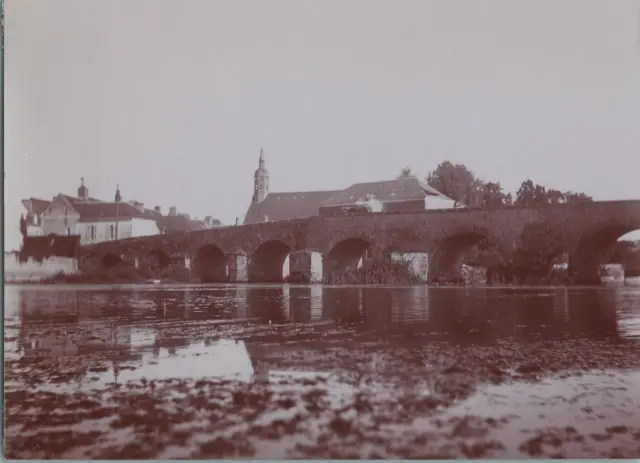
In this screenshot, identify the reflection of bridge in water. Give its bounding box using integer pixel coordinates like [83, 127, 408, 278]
[11, 285, 625, 346]
[8, 285, 635, 388]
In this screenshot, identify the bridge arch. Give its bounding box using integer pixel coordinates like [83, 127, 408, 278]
[569, 222, 640, 284]
[428, 229, 492, 283]
[323, 237, 372, 280]
[248, 240, 291, 282]
[193, 244, 228, 282]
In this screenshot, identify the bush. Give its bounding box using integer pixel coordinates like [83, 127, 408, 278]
[324, 257, 423, 285]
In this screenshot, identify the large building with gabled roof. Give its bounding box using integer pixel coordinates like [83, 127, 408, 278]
[21, 178, 221, 245]
[243, 151, 456, 225]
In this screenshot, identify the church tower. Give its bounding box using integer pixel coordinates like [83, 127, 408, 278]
[252, 148, 269, 203]
[77, 177, 89, 200]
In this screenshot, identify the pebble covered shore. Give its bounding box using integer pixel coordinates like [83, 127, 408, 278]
[5, 319, 640, 459]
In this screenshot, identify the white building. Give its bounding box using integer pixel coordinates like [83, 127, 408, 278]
[33, 179, 160, 245]
[21, 197, 50, 236]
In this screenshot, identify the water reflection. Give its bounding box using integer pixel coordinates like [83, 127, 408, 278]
[7, 285, 640, 352]
[5, 284, 640, 459]
[5, 285, 637, 378]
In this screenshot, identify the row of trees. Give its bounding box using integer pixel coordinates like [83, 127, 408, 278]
[400, 161, 592, 209]
[398, 161, 639, 282]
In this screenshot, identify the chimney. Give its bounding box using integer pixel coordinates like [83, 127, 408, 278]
[154, 205, 161, 214]
[235, 217, 240, 226]
[135, 202, 145, 213]
[169, 206, 177, 216]
[204, 216, 212, 227]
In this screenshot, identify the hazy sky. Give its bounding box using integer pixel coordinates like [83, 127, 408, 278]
[4, 0, 640, 250]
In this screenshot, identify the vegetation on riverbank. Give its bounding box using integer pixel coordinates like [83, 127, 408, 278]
[323, 257, 424, 285]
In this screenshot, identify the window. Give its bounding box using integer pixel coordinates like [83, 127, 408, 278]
[66, 228, 71, 236]
[109, 224, 115, 240]
[89, 225, 96, 240]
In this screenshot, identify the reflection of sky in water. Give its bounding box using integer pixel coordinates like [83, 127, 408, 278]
[618, 315, 640, 340]
[616, 287, 640, 340]
[114, 339, 255, 384]
[432, 370, 640, 458]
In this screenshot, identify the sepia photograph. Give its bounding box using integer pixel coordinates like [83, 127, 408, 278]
[3, 0, 640, 459]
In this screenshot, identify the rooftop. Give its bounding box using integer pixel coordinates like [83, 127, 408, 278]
[243, 177, 452, 224]
[22, 190, 211, 232]
[244, 190, 339, 224]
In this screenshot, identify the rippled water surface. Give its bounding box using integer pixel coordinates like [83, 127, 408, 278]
[4, 284, 640, 459]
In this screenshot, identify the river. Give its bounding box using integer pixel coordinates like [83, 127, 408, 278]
[4, 284, 640, 459]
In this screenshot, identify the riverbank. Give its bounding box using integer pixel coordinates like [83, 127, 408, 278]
[5, 330, 640, 459]
[5, 284, 640, 459]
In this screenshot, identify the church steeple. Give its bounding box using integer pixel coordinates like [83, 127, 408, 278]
[115, 184, 122, 203]
[253, 148, 269, 203]
[77, 177, 88, 200]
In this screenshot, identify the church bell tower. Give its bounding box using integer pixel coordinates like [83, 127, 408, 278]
[252, 148, 269, 203]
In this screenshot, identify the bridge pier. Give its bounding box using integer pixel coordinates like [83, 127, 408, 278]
[427, 247, 468, 283]
[227, 252, 248, 283]
[289, 250, 322, 283]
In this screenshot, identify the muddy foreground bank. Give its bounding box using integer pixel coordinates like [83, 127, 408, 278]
[5, 319, 640, 459]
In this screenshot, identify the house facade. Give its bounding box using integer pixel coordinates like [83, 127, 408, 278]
[22, 179, 221, 245]
[243, 152, 456, 225]
[40, 191, 161, 245]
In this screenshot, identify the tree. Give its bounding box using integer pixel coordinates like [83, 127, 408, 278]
[515, 179, 594, 207]
[546, 189, 565, 204]
[563, 191, 593, 204]
[397, 167, 415, 179]
[426, 161, 480, 207]
[515, 179, 548, 207]
[479, 181, 512, 208]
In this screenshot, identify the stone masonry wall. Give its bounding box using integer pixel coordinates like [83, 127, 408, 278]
[78, 200, 640, 283]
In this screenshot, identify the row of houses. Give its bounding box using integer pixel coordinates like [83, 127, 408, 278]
[21, 178, 222, 246]
[20, 152, 459, 248]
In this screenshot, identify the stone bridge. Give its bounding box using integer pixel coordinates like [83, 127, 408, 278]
[78, 200, 640, 284]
